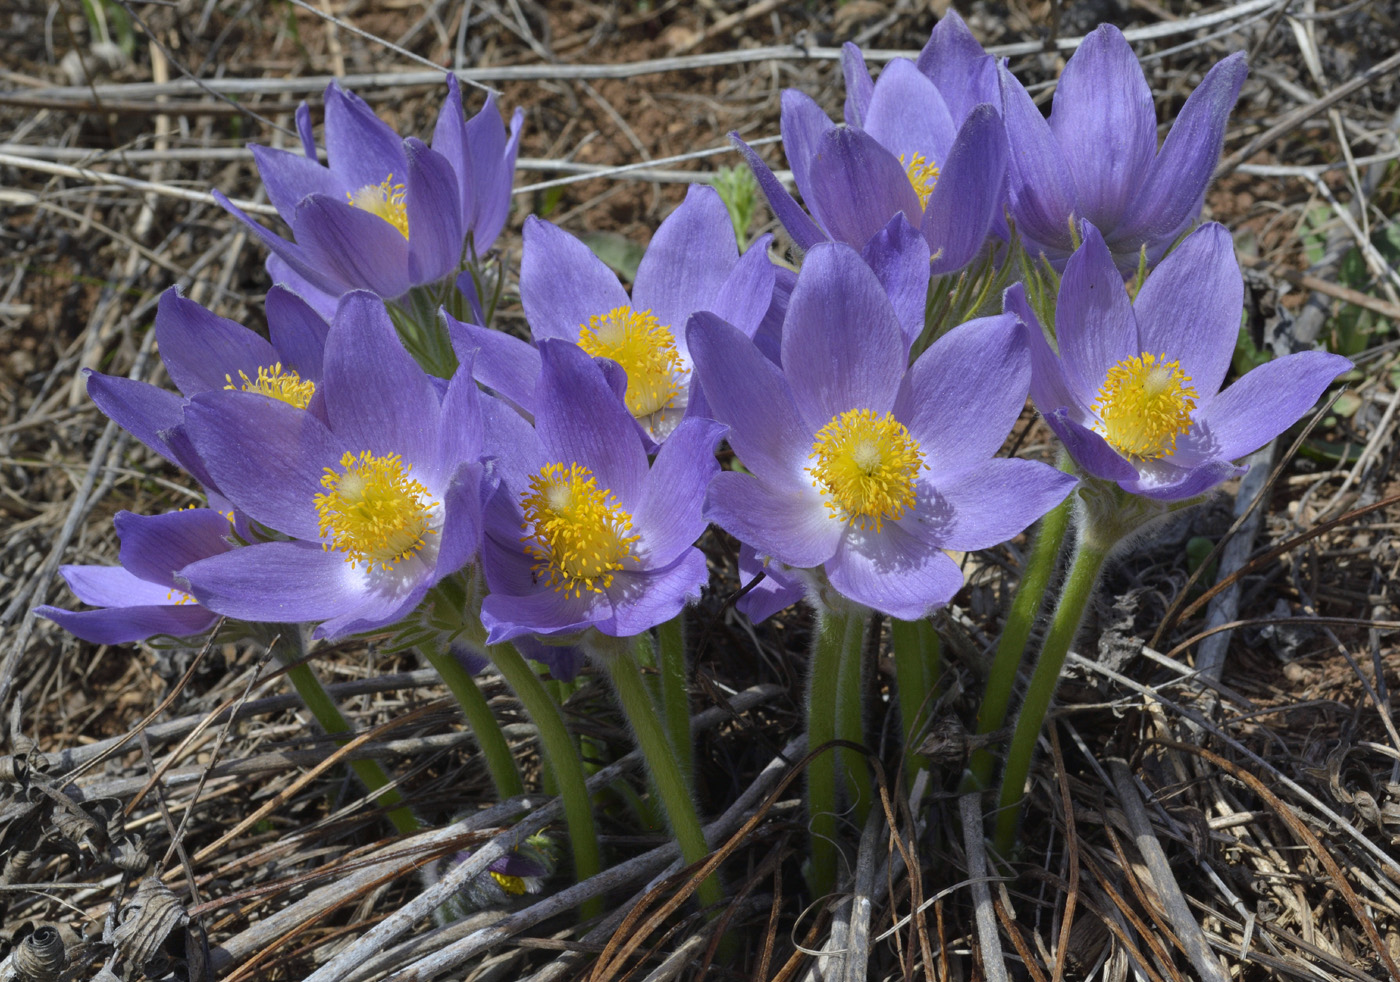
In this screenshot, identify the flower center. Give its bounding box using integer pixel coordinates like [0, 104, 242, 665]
[576, 306, 687, 419]
[899, 152, 941, 210]
[347, 174, 409, 239]
[1091, 352, 1199, 459]
[808, 409, 925, 531]
[224, 363, 316, 409]
[313, 450, 437, 570]
[521, 462, 640, 597]
[490, 872, 528, 895]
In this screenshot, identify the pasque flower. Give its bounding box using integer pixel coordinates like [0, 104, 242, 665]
[733, 11, 1006, 275]
[36, 509, 235, 644]
[1001, 25, 1247, 271]
[177, 292, 488, 639]
[688, 243, 1077, 620]
[477, 339, 723, 643]
[217, 77, 522, 302]
[1012, 221, 1352, 501]
[85, 285, 329, 495]
[451, 184, 774, 441]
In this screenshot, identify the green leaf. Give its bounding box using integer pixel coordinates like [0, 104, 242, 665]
[579, 231, 645, 281]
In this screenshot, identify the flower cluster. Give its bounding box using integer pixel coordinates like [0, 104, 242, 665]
[38, 15, 1357, 892]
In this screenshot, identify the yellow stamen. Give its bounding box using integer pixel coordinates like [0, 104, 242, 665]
[313, 451, 437, 571]
[576, 306, 687, 419]
[347, 174, 410, 239]
[224, 363, 316, 409]
[899, 152, 941, 210]
[1092, 352, 1199, 459]
[165, 588, 195, 605]
[808, 409, 925, 531]
[521, 462, 640, 597]
[490, 872, 528, 895]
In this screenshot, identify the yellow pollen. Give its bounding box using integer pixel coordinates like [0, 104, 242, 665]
[576, 306, 687, 419]
[165, 588, 195, 605]
[808, 409, 925, 531]
[490, 872, 528, 895]
[313, 450, 437, 571]
[521, 462, 640, 597]
[899, 152, 941, 210]
[347, 174, 410, 239]
[1092, 352, 1199, 459]
[224, 363, 316, 409]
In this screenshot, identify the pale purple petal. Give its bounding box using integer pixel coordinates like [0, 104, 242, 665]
[780, 89, 838, 207]
[481, 394, 545, 495]
[916, 9, 1000, 124]
[703, 471, 841, 569]
[447, 313, 540, 415]
[323, 81, 407, 191]
[466, 98, 522, 253]
[432, 74, 474, 227]
[922, 103, 1008, 275]
[1005, 284, 1083, 418]
[1197, 351, 1352, 461]
[1049, 25, 1157, 232]
[1132, 222, 1242, 401]
[293, 195, 413, 299]
[36, 603, 217, 645]
[896, 313, 1029, 471]
[826, 525, 964, 620]
[155, 287, 277, 395]
[481, 576, 603, 644]
[736, 544, 805, 622]
[707, 233, 777, 339]
[520, 216, 629, 342]
[535, 340, 648, 508]
[403, 138, 464, 285]
[804, 128, 922, 249]
[842, 43, 874, 127]
[632, 184, 737, 332]
[782, 243, 905, 429]
[215, 189, 353, 298]
[631, 417, 724, 564]
[116, 509, 233, 588]
[266, 254, 341, 321]
[433, 463, 485, 579]
[181, 540, 365, 624]
[730, 133, 825, 251]
[1000, 64, 1077, 253]
[1055, 222, 1139, 403]
[1124, 457, 1242, 501]
[266, 285, 330, 380]
[84, 371, 184, 467]
[295, 101, 318, 159]
[864, 58, 957, 163]
[251, 143, 341, 220]
[861, 214, 930, 352]
[687, 311, 811, 483]
[1042, 410, 1139, 482]
[429, 350, 484, 487]
[911, 458, 1077, 551]
[60, 565, 173, 608]
[604, 550, 709, 637]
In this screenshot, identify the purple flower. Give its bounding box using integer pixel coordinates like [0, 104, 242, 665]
[177, 292, 488, 639]
[1001, 25, 1247, 271]
[36, 509, 235, 644]
[733, 14, 1007, 275]
[478, 340, 724, 644]
[217, 77, 522, 302]
[688, 243, 1077, 621]
[449, 184, 774, 441]
[1013, 221, 1352, 501]
[85, 285, 329, 494]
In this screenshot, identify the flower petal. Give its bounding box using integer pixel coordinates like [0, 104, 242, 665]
[631, 416, 724, 565]
[861, 213, 931, 353]
[266, 254, 341, 321]
[116, 509, 234, 588]
[323, 81, 408, 192]
[467, 98, 523, 253]
[265, 284, 330, 381]
[1004, 284, 1083, 418]
[703, 470, 841, 569]
[804, 127, 923, 249]
[1123, 457, 1242, 501]
[897, 313, 1029, 471]
[730, 133, 825, 251]
[404, 137, 464, 285]
[214, 190, 353, 298]
[864, 57, 957, 163]
[687, 311, 811, 482]
[632, 184, 737, 333]
[781, 89, 838, 207]
[251, 143, 341, 221]
[911, 458, 1077, 551]
[1042, 409, 1139, 482]
[1000, 63, 1077, 255]
[1048, 25, 1157, 233]
[36, 603, 217, 645]
[434, 462, 485, 579]
[84, 371, 185, 468]
[707, 233, 778, 339]
[1197, 350, 1352, 461]
[293, 194, 413, 298]
[155, 287, 278, 395]
[736, 544, 806, 622]
[782, 243, 905, 429]
[1056, 222, 1139, 402]
[60, 564, 173, 608]
[447, 313, 540, 415]
[826, 524, 964, 620]
[842, 43, 875, 127]
[1132, 222, 1242, 401]
[520, 216, 629, 342]
[922, 103, 1008, 275]
[916, 10, 1000, 123]
[604, 550, 709, 637]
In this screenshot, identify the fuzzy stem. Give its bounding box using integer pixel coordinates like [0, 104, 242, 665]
[280, 655, 419, 835]
[993, 536, 1109, 855]
[418, 641, 524, 800]
[968, 493, 1073, 790]
[806, 606, 852, 898]
[490, 642, 603, 919]
[892, 618, 941, 789]
[835, 611, 871, 826]
[656, 615, 694, 787]
[601, 640, 723, 910]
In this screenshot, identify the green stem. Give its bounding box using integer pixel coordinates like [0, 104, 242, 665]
[893, 618, 941, 789]
[602, 641, 723, 911]
[418, 641, 524, 800]
[993, 537, 1109, 855]
[490, 642, 603, 919]
[806, 606, 851, 898]
[280, 654, 419, 835]
[968, 492, 1073, 790]
[835, 611, 870, 826]
[656, 615, 693, 788]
